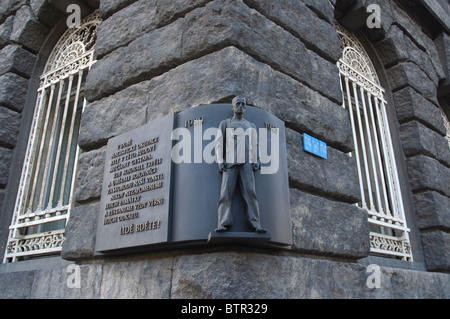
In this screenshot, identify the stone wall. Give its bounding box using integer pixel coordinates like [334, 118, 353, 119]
[0, 1, 35, 217]
[0, 0, 449, 298]
[1, 253, 449, 299]
[67, 0, 370, 263]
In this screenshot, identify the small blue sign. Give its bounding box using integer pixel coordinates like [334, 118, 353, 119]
[303, 133, 327, 159]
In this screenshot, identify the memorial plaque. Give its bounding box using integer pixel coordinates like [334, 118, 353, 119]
[170, 104, 291, 246]
[95, 103, 292, 255]
[95, 113, 175, 253]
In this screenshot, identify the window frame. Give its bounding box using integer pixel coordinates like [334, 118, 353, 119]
[336, 23, 414, 261]
[3, 12, 101, 263]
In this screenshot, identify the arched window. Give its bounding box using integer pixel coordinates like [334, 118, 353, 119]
[336, 23, 413, 261]
[4, 12, 101, 263]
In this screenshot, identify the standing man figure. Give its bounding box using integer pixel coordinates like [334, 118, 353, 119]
[214, 97, 267, 233]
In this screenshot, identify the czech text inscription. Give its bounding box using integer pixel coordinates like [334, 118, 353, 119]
[102, 137, 164, 229]
[95, 114, 174, 253]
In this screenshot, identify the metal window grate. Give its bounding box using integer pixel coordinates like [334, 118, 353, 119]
[336, 23, 413, 261]
[439, 106, 450, 149]
[4, 12, 101, 263]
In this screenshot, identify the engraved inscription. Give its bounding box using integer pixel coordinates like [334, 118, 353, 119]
[102, 137, 166, 228]
[119, 220, 161, 236]
[96, 112, 174, 253]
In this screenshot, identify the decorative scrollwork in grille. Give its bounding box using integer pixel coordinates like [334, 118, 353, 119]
[335, 23, 379, 84]
[40, 12, 101, 88]
[370, 233, 412, 259]
[335, 23, 384, 97]
[6, 231, 65, 257]
[44, 12, 100, 74]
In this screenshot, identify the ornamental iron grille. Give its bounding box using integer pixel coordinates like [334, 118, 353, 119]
[4, 12, 101, 263]
[440, 106, 450, 149]
[336, 23, 413, 261]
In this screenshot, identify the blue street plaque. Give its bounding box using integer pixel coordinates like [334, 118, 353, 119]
[303, 133, 327, 159]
